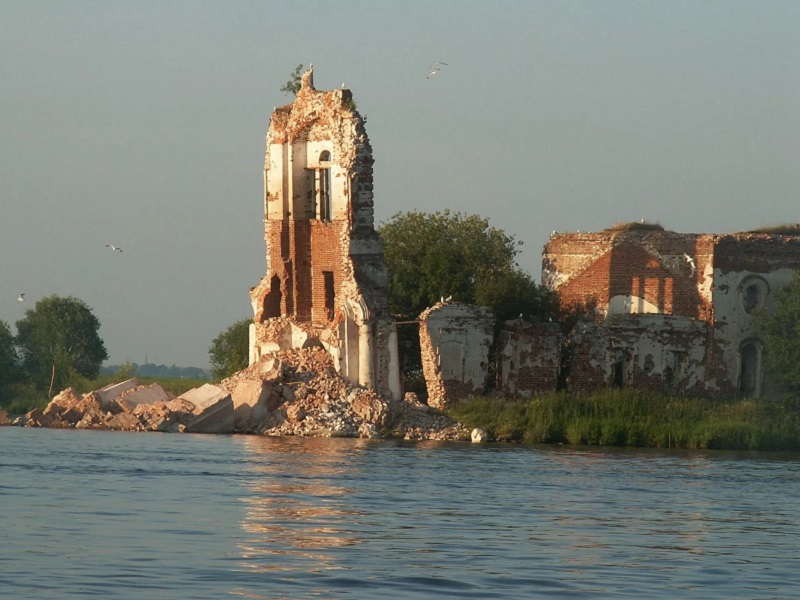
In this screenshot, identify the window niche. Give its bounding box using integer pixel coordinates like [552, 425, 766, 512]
[315, 150, 332, 222]
[739, 275, 769, 314]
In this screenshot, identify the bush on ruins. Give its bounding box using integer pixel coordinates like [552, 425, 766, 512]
[378, 210, 558, 323]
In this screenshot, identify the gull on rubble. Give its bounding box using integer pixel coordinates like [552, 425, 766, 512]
[106, 244, 123, 253]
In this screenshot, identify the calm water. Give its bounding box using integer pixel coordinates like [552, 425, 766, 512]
[2, 428, 800, 599]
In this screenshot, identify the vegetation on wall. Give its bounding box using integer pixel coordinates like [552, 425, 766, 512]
[755, 271, 800, 397]
[748, 223, 800, 236]
[605, 221, 665, 232]
[280, 64, 304, 95]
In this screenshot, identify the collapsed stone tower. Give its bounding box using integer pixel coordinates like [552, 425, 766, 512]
[249, 67, 401, 400]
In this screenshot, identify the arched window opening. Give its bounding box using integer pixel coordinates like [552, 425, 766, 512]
[263, 274, 282, 320]
[317, 150, 332, 222]
[611, 348, 631, 388]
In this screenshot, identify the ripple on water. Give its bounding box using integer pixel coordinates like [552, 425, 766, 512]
[3, 429, 800, 599]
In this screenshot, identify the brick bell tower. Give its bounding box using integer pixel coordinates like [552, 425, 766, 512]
[249, 67, 401, 400]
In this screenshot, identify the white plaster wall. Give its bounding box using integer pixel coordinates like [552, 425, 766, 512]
[712, 267, 794, 387]
[266, 143, 287, 220]
[607, 294, 660, 315]
[424, 304, 494, 391]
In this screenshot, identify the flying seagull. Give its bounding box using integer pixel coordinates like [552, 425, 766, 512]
[17, 293, 24, 302]
[106, 244, 123, 252]
[683, 253, 696, 275]
[426, 61, 448, 79]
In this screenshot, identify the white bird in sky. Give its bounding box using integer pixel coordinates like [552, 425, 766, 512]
[106, 244, 123, 252]
[426, 61, 448, 79]
[17, 293, 25, 302]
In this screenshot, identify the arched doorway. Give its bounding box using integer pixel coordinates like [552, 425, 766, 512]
[739, 340, 762, 397]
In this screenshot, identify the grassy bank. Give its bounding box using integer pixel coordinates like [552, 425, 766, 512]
[447, 390, 800, 451]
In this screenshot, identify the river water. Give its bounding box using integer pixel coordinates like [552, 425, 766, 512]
[2, 427, 799, 599]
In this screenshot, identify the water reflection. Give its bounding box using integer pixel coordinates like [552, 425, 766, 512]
[237, 437, 371, 575]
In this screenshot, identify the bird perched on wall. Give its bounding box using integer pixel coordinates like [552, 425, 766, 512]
[683, 253, 696, 275]
[427, 61, 448, 79]
[17, 293, 24, 302]
[106, 244, 122, 252]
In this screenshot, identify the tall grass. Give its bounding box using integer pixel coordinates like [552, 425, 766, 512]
[448, 390, 800, 451]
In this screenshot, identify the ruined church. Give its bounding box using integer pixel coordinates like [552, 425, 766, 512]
[544, 226, 800, 399]
[248, 68, 800, 407]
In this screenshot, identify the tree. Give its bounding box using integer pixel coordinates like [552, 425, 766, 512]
[209, 318, 251, 380]
[378, 210, 557, 321]
[755, 271, 800, 397]
[0, 320, 19, 386]
[15, 295, 108, 392]
[378, 210, 558, 387]
[280, 64, 304, 96]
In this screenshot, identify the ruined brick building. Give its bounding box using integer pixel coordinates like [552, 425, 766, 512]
[543, 225, 800, 398]
[248, 68, 401, 400]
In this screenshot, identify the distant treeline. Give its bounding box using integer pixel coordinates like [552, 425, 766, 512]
[101, 363, 210, 380]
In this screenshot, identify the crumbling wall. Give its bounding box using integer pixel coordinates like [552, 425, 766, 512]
[543, 229, 714, 322]
[419, 303, 494, 410]
[567, 314, 709, 395]
[710, 234, 800, 397]
[248, 67, 399, 400]
[498, 320, 561, 397]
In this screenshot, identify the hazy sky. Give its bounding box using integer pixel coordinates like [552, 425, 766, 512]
[2, 1, 799, 368]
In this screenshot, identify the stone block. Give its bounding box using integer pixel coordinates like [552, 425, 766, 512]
[231, 379, 273, 432]
[95, 378, 141, 408]
[116, 383, 173, 411]
[179, 384, 234, 434]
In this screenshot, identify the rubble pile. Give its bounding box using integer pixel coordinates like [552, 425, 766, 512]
[17, 381, 229, 433]
[220, 347, 470, 441]
[9, 348, 470, 441]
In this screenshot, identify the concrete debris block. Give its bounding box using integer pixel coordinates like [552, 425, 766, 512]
[178, 383, 230, 413]
[116, 383, 173, 411]
[471, 428, 489, 443]
[231, 379, 273, 432]
[95, 378, 141, 408]
[186, 394, 234, 433]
